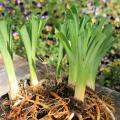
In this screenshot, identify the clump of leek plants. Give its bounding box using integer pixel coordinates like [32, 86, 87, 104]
[20, 15, 47, 86]
[0, 20, 19, 100]
[56, 6, 115, 101]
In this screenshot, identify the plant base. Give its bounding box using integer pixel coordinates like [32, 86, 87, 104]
[0, 79, 116, 120]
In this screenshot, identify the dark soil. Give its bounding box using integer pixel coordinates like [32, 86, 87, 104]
[0, 78, 116, 120]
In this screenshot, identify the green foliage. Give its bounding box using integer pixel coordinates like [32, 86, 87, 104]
[0, 0, 119, 100]
[98, 60, 120, 91]
[56, 6, 115, 101]
[56, 43, 64, 77]
[20, 15, 47, 86]
[0, 20, 19, 100]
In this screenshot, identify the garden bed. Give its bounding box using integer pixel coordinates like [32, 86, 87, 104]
[0, 57, 119, 120]
[0, 2, 119, 119]
[0, 79, 116, 120]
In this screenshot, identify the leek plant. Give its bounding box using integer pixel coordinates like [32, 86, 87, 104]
[56, 6, 115, 101]
[20, 15, 47, 86]
[0, 20, 19, 100]
[56, 43, 64, 77]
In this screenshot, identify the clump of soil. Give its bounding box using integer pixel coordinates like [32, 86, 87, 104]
[0, 78, 116, 120]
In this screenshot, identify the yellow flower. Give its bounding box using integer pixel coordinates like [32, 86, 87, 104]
[100, 67, 105, 71]
[108, 1, 113, 8]
[45, 26, 52, 32]
[105, 68, 110, 73]
[14, 35, 20, 40]
[47, 40, 53, 46]
[91, 17, 97, 24]
[100, 67, 110, 73]
[39, 0, 44, 3]
[11, 9, 15, 14]
[113, 60, 120, 66]
[0, 7, 3, 12]
[111, 20, 117, 26]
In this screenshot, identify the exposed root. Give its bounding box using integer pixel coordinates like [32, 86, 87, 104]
[96, 103, 100, 120]
[85, 87, 116, 120]
[103, 104, 116, 120]
[0, 80, 116, 120]
[48, 91, 70, 119]
[69, 112, 74, 120]
[78, 114, 83, 120]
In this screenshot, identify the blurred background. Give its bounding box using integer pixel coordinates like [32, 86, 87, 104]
[0, 0, 120, 92]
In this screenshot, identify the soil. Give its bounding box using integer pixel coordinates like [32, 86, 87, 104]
[0, 78, 116, 120]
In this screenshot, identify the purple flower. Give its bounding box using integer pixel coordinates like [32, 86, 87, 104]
[110, 16, 115, 21]
[37, 2, 42, 7]
[13, 32, 18, 36]
[87, 1, 94, 7]
[32, 1, 42, 8]
[91, 7, 96, 13]
[101, 64, 106, 67]
[42, 15, 48, 19]
[15, 0, 21, 5]
[6, 0, 11, 2]
[6, 7, 13, 11]
[20, 6, 25, 13]
[20, 2, 25, 13]
[32, 1, 37, 6]
[12, 32, 20, 40]
[102, 56, 108, 61]
[24, 11, 31, 20]
[0, 3, 4, 8]
[0, 3, 4, 12]
[42, 12, 48, 19]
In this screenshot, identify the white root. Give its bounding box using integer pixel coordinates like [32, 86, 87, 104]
[105, 106, 116, 120]
[99, 100, 116, 120]
[69, 112, 74, 120]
